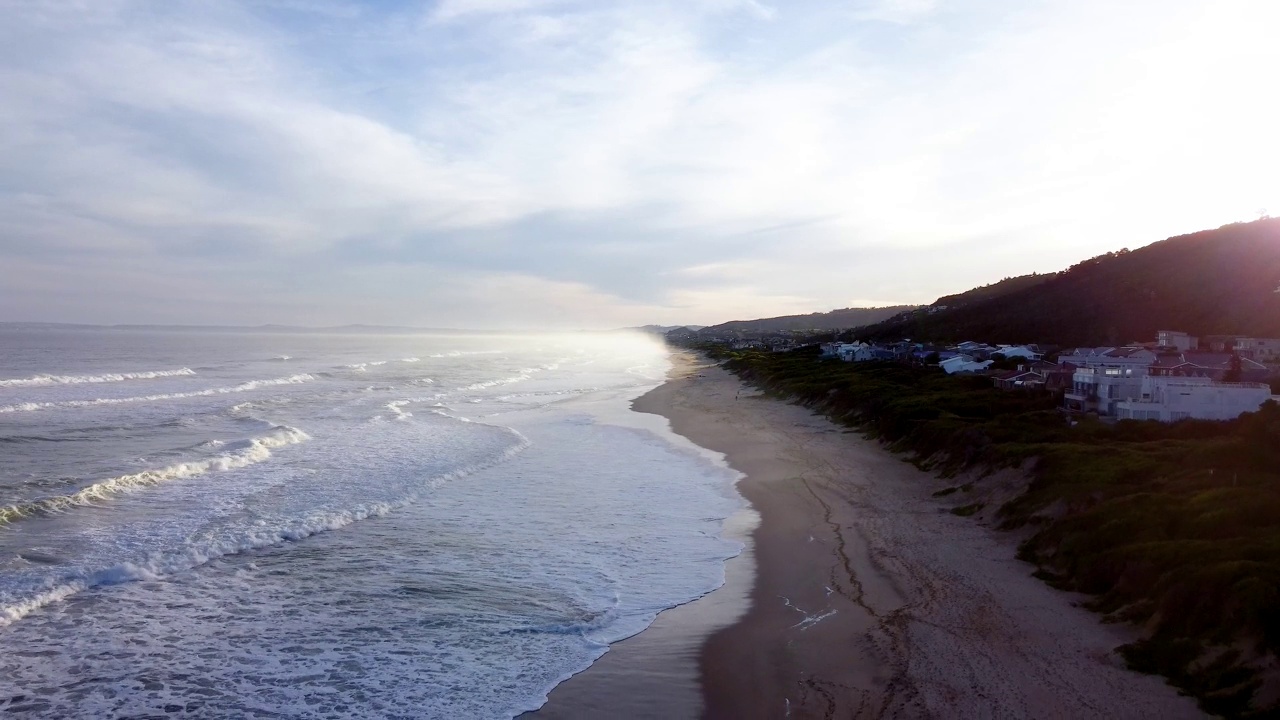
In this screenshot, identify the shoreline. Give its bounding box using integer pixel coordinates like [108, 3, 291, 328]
[526, 353, 755, 719]
[533, 350, 1205, 718]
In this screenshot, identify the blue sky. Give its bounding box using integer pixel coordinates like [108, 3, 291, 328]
[2, 0, 1277, 328]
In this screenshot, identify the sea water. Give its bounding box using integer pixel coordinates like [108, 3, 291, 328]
[0, 328, 742, 718]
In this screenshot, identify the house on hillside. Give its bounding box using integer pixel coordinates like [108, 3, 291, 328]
[940, 355, 993, 374]
[822, 342, 891, 362]
[1157, 330, 1198, 352]
[1115, 376, 1276, 422]
[1057, 346, 1157, 371]
[1065, 366, 1149, 415]
[1044, 363, 1078, 394]
[1234, 337, 1280, 363]
[992, 363, 1049, 390]
[1149, 352, 1269, 382]
[994, 345, 1041, 360]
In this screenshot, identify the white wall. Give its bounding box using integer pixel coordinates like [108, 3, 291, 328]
[1116, 376, 1273, 422]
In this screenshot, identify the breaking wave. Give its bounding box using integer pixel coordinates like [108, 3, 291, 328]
[0, 426, 531, 627]
[0, 368, 196, 388]
[0, 375, 315, 414]
[0, 426, 311, 527]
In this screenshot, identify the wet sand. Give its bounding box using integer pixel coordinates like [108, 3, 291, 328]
[533, 351, 1205, 719]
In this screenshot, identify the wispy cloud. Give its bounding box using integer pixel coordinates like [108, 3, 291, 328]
[1, 0, 1277, 327]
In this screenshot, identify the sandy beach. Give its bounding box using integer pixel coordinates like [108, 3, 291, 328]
[536, 351, 1207, 719]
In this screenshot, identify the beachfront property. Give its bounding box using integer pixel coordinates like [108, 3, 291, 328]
[820, 341, 902, 363]
[1065, 366, 1149, 415]
[1115, 376, 1278, 422]
[992, 365, 1046, 390]
[993, 345, 1041, 360]
[821, 341, 871, 361]
[825, 330, 1277, 421]
[1157, 330, 1198, 352]
[1234, 336, 1280, 363]
[1149, 351, 1269, 382]
[1056, 330, 1280, 420]
[940, 354, 993, 374]
[1056, 345, 1158, 371]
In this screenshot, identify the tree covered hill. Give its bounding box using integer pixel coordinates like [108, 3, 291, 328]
[697, 305, 916, 336]
[857, 218, 1280, 346]
[933, 272, 1054, 309]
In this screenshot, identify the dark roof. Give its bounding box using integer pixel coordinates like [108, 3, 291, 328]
[1153, 352, 1267, 370]
[995, 369, 1044, 381]
[1103, 346, 1152, 358]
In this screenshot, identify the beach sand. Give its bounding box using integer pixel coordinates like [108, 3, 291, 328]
[534, 351, 1206, 719]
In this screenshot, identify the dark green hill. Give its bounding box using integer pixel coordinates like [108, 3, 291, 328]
[933, 273, 1054, 309]
[699, 305, 916, 336]
[857, 218, 1280, 346]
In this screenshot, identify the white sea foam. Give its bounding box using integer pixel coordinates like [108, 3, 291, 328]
[0, 374, 314, 413]
[0, 368, 196, 388]
[0, 425, 530, 628]
[386, 400, 413, 420]
[0, 426, 310, 526]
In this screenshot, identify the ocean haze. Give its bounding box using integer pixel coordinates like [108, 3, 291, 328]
[2, 0, 1278, 328]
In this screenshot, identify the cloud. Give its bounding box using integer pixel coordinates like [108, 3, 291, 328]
[851, 0, 938, 24]
[1, 0, 1278, 328]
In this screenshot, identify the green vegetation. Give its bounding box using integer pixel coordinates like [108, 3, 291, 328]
[695, 304, 917, 336]
[857, 218, 1280, 346]
[932, 272, 1054, 309]
[710, 345, 1280, 718]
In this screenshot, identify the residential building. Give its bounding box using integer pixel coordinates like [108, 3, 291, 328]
[1234, 337, 1280, 363]
[992, 361, 1060, 391]
[821, 342, 893, 362]
[1149, 352, 1269, 382]
[940, 355, 993, 374]
[1064, 366, 1148, 415]
[992, 366, 1046, 390]
[1115, 376, 1277, 422]
[995, 345, 1041, 360]
[1157, 330, 1198, 352]
[1056, 346, 1157, 373]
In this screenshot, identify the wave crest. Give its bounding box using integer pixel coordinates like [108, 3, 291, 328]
[0, 425, 310, 526]
[0, 368, 196, 388]
[0, 375, 315, 414]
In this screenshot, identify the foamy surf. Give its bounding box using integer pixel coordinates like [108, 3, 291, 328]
[0, 368, 196, 388]
[0, 329, 750, 718]
[0, 425, 310, 526]
[0, 374, 315, 413]
[0, 424, 531, 629]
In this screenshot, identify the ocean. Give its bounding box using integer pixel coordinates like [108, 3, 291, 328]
[0, 327, 742, 718]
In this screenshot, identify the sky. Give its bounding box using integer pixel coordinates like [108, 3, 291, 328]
[2, 0, 1278, 329]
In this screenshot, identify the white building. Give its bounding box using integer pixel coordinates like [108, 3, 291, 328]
[1065, 366, 1149, 415]
[1234, 337, 1280, 363]
[1115, 376, 1277, 422]
[821, 342, 879, 362]
[1157, 330, 1198, 352]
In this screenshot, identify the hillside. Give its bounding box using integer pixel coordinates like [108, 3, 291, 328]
[698, 305, 917, 336]
[932, 273, 1054, 309]
[857, 218, 1280, 346]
